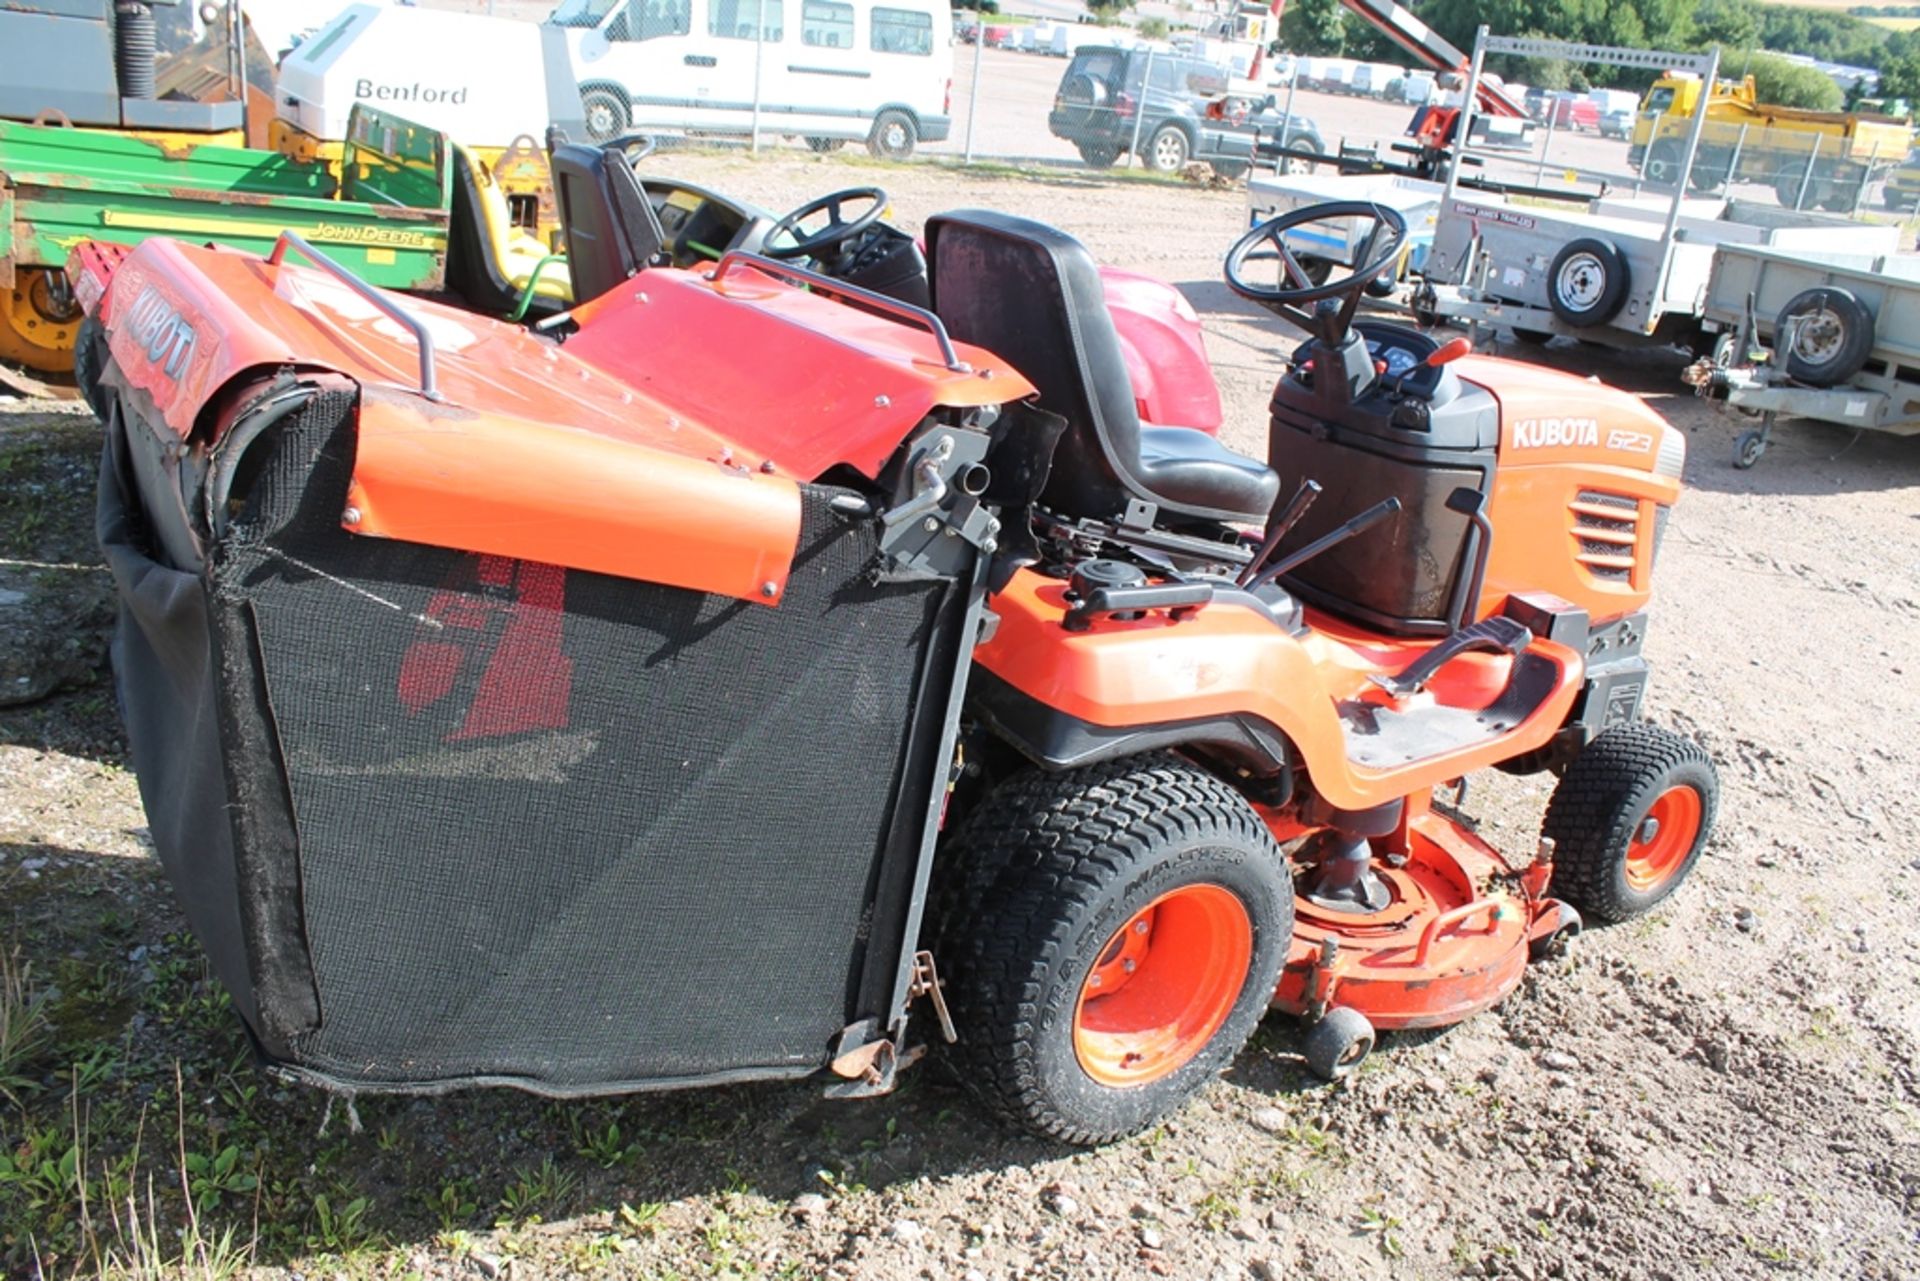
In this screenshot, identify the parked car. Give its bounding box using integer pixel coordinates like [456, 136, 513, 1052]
[1048, 44, 1323, 176]
[1600, 108, 1632, 141]
[1546, 93, 1599, 131]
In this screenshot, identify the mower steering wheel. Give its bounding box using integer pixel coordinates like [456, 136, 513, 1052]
[1224, 200, 1407, 342]
[764, 186, 888, 260]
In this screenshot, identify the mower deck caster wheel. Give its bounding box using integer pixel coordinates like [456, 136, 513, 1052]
[1528, 904, 1584, 961]
[1734, 428, 1767, 469]
[1303, 1006, 1375, 1082]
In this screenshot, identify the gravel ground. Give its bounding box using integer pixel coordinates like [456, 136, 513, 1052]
[1, 152, 1917, 1280]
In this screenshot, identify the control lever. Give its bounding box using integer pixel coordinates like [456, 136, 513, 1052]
[1236, 479, 1322, 588]
[1246, 497, 1402, 593]
[1388, 335, 1473, 398]
[1442, 486, 1495, 632]
[1367, 616, 1533, 699]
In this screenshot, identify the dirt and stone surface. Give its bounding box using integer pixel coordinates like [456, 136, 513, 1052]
[2, 153, 1917, 1279]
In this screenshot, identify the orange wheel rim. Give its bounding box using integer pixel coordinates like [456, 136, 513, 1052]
[1072, 884, 1253, 1088]
[1625, 786, 1702, 892]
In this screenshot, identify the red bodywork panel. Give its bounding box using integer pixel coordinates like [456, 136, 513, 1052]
[975, 567, 1584, 812]
[1100, 267, 1224, 435]
[563, 262, 1034, 479]
[79, 239, 1032, 605]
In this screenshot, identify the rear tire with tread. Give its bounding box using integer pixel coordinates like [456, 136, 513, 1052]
[937, 754, 1292, 1145]
[1542, 724, 1718, 924]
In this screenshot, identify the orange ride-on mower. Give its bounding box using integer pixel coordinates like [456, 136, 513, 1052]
[74, 185, 1715, 1147]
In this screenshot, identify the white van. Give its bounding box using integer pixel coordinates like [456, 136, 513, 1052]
[549, 0, 953, 157]
[277, 4, 583, 148]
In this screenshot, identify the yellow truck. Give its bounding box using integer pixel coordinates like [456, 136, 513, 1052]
[1628, 74, 1913, 210]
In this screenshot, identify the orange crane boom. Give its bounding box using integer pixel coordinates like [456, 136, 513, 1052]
[1333, 0, 1528, 117]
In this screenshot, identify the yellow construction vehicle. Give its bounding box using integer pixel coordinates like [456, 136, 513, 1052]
[1629, 74, 1913, 209]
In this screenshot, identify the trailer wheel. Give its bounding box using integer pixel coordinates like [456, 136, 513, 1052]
[580, 87, 629, 143]
[1734, 428, 1768, 469]
[940, 754, 1292, 1145]
[1776, 286, 1873, 387]
[1547, 238, 1629, 328]
[805, 136, 846, 154]
[1076, 142, 1120, 169]
[1510, 326, 1555, 346]
[1543, 724, 1719, 924]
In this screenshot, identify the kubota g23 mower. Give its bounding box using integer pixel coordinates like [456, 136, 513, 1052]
[74, 161, 1716, 1146]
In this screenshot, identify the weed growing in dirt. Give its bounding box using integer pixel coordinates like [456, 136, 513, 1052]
[0, 943, 52, 1106]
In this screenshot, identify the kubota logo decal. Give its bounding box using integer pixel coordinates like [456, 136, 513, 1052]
[122, 285, 198, 382]
[1512, 416, 1599, 449]
[396, 555, 573, 742]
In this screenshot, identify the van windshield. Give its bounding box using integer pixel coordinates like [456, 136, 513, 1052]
[551, 0, 622, 28]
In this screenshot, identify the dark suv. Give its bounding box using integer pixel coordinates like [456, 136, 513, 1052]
[1048, 45, 1324, 177]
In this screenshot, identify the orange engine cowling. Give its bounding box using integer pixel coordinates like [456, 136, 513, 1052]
[1263, 338, 1682, 638]
[1469, 355, 1684, 628]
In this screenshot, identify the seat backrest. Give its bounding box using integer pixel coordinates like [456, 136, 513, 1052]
[923, 209, 1144, 521]
[550, 143, 668, 304]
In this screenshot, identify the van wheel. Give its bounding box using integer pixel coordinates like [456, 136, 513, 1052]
[805, 136, 846, 154]
[868, 110, 917, 160]
[939, 754, 1292, 1145]
[1146, 125, 1190, 173]
[581, 87, 628, 143]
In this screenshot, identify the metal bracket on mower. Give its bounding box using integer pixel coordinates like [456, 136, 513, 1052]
[876, 428, 1002, 578]
[908, 949, 957, 1044]
[822, 951, 955, 1101]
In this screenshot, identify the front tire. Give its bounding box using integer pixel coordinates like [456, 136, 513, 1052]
[1542, 724, 1719, 924]
[940, 755, 1292, 1145]
[580, 87, 628, 143]
[1643, 139, 1685, 186]
[867, 109, 917, 160]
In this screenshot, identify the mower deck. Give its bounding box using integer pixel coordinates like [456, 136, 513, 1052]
[1272, 806, 1564, 1033]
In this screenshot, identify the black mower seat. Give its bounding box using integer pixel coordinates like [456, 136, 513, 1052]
[925, 209, 1279, 527]
[550, 143, 668, 304]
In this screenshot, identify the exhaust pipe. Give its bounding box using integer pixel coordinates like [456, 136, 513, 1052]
[115, 0, 157, 100]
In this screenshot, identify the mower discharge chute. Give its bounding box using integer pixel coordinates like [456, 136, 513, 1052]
[77, 184, 1717, 1145]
